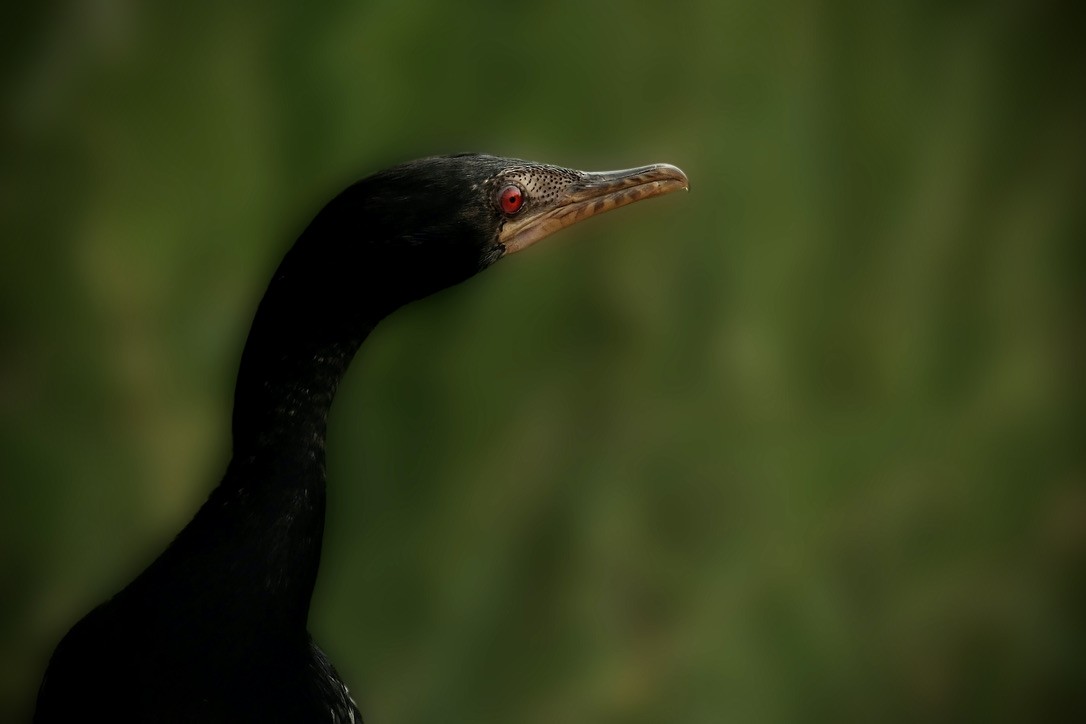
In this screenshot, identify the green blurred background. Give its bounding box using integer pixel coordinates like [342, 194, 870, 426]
[2, 1, 1083, 721]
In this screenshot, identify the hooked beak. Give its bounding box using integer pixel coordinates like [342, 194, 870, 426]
[498, 163, 689, 255]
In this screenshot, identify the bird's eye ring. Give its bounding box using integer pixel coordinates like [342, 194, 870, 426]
[498, 185, 525, 215]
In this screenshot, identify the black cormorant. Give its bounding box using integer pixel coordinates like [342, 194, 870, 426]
[34, 153, 688, 723]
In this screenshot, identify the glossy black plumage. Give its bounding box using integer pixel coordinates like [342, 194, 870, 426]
[34, 154, 687, 723]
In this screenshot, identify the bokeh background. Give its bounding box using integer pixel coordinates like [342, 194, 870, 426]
[2, 1, 1083, 722]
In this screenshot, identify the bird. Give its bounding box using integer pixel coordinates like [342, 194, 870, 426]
[34, 153, 688, 723]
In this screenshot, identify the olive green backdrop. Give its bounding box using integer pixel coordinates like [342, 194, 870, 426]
[2, 2, 1083, 722]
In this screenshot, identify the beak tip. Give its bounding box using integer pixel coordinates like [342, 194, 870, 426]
[656, 163, 689, 192]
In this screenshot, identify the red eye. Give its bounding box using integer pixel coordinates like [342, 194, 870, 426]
[499, 185, 524, 215]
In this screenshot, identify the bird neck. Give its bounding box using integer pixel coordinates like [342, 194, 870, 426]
[131, 267, 380, 645]
[232, 242, 382, 451]
[231, 316, 371, 463]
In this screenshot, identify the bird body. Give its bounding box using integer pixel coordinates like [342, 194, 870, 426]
[34, 154, 687, 723]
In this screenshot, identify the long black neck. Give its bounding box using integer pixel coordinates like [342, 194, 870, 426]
[117, 171, 495, 657]
[122, 240, 382, 651]
[231, 252, 376, 461]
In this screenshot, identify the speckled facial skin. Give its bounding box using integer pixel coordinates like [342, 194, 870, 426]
[495, 164, 587, 207]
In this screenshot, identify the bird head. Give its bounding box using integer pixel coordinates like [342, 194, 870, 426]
[236, 154, 688, 450]
[282, 153, 688, 320]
